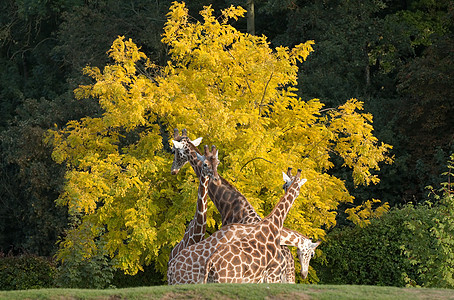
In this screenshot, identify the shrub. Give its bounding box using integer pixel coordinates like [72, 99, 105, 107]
[112, 263, 165, 288]
[315, 204, 440, 287]
[316, 155, 454, 288]
[0, 254, 56, 290]
[54, 251, 114, 289]
[426, 153, 454, 287]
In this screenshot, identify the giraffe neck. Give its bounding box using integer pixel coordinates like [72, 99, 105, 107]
[168, 171, 210, 263]
[280, 228, 308, 248]
[190, 173, 209, 241]
[265, 179, 300, 230]
[187, 145, 203, 178]
[186, 147, 260, 225]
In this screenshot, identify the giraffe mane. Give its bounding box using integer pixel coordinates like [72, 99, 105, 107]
[183, 139, 244, 195]
[187, 140, 202, 154]
[285, 228, 309, 240]
[218, 176, 243, 193]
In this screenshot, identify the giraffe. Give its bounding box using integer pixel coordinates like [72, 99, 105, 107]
[171, 129, 294, 281]
[282, 168, 321, 279]
[203, 169, 311, 283]
[167, 167, 318, 284]
[168, 145, 220, 264]
[170, 128, 311, 281]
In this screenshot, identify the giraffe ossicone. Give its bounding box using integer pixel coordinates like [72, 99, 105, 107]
[283, 167, 308, 191]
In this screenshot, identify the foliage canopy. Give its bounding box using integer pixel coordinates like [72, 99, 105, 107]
[47, 2, 392, 275]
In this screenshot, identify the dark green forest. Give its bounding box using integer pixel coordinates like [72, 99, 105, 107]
[0, 0, 453, 289]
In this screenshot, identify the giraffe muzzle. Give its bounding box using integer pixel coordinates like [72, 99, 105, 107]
[171, 169, 179, 175]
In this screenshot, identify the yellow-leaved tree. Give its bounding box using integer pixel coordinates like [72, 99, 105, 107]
[47, 2, 392, 277]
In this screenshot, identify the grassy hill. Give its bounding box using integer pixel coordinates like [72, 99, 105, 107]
[1, 284, 454, 300]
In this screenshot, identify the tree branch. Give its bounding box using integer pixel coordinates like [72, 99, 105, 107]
[240, 157, 275, 172]
[225, 48, 253, 94]
[259, 72, 273, 115]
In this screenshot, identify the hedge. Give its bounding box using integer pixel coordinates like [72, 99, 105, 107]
[0, 254, 56, 290]
[315, 204, 449, 287]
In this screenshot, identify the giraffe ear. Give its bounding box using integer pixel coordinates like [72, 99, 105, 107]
[282, 172, 291, 184]
[299, 178, 307, 188]
[172, 140, 184, 149]
[192, 137, 203, 147]
[311, 241, 321, 248]
[196, 153, 205, 162]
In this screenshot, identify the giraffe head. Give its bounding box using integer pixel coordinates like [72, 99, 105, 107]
[297, 239, 320, 279]
[171, 128, 202, 175]
[197, 145, 221, 184]
[282, 167, 307, 191]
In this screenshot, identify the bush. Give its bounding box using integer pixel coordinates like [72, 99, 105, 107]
[426, 154, 454, 287]
[112, 263, 165, 288]
[54, 251, 114, 289]
[315, 204, 441, 287]
[0, 254, 56, 290]
[315, 154, 454, 288]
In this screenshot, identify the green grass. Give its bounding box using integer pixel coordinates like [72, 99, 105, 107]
[1, 284, 454, 300]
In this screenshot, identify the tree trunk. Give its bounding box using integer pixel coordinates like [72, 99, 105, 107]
[247, 0, 255, 35]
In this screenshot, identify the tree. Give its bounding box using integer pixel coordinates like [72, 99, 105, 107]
[266, 0, 452, 207]
[0, 0, 85, 254]
[47, 2, 392, 275]
[0, 0, 175, 256]
[395, 32, 454, 189]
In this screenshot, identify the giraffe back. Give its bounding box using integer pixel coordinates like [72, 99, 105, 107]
[167, 223, 255, 285]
